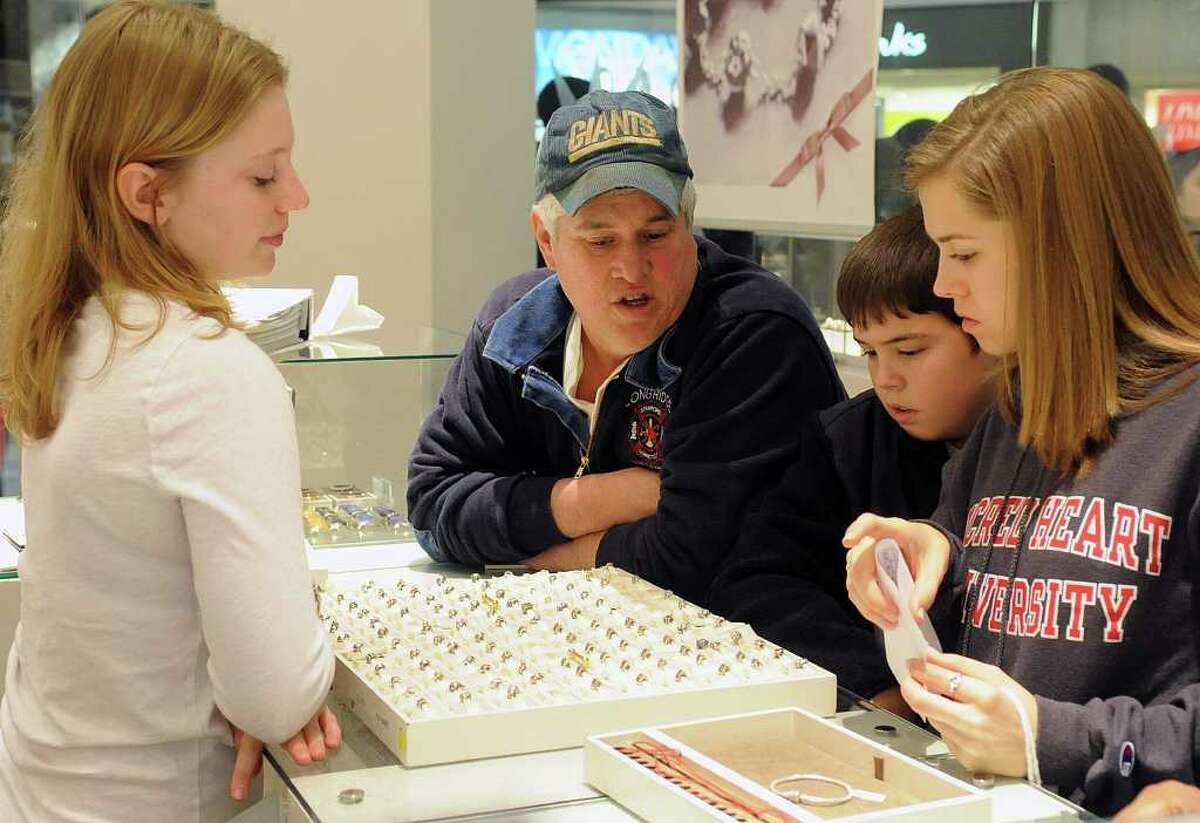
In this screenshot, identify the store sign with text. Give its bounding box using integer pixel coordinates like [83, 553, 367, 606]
[1157, 91, 1200, 152]
[879, 22, 927, 59]
[877, 5, 1037, 71]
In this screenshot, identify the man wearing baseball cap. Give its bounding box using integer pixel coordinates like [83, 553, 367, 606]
[407, 91, 844, 606]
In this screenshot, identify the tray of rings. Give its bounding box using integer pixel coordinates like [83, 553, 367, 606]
[315, 567, 836, 766]
[585, 708, 989, 822]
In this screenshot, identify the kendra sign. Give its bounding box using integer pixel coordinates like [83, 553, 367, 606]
[1157, 91, 1200, 152]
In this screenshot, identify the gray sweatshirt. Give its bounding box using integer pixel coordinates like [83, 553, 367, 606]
[930, 368, 1200, 816]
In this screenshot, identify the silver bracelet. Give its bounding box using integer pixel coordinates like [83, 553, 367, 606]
[769, 772, 886, 806]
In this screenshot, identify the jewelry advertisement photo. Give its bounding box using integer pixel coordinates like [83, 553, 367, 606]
[679, 0, 883, 234]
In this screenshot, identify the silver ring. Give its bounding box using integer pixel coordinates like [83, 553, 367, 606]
[947, 672, 963, 698]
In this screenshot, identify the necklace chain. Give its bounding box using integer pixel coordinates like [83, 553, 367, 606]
[689, 0, 843, 107]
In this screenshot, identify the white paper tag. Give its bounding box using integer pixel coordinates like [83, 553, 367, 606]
[874, 538, 941, 688]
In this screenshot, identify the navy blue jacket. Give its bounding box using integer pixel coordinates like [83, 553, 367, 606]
[707, 390, 951, 696]
[407, 237, 845, 606]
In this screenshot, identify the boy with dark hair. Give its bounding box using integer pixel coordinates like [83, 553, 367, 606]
[707, 207, 996, 704]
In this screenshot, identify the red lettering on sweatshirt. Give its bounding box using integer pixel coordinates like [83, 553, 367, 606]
[1006, 496, 1170, 574]
[1097, 583, 1138, 643]
[1041, 578, 1064, 639]
[996, 496, 1031, 548]
[1028, 496, 1064, 550]
[1025, 578, 1046, 636]
[1062, 581, 1098, 641]
[1047, 496, 1084, 552]
[963, 501, 984, 547]
[1006, 577, 1030, 636]
[976, 496, 1005, 548]
[971, 574, 997, 629]
[1072, 498, 1107, 561]
[965, 573, 1139, 645]
[1108, 503, 1140, 572]
[987, 577, 1011, 633]
[1141, 510, 1171, 576]
[961, 568, 981, 623]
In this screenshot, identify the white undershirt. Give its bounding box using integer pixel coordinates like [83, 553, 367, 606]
[563, 313, 630, 438]
[0, 293, 334, 822]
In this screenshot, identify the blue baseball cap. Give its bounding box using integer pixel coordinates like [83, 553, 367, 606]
[535, 90, 694, 216]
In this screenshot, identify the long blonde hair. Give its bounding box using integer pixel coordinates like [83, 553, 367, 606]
[906, 67, 1200, 476]
[0, 0, 286, 440]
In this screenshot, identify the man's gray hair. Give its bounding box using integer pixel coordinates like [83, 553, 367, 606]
[532, 179, 697, 241]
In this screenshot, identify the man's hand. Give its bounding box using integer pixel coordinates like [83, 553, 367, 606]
[550, 467, 660, 538]
[1115, 781, 1200, 821]
[228, 705, 342, 801]
[525, 532, 603, 571]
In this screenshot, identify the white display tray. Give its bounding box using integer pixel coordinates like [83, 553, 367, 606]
[586, 708, 990, 823]
[324, 568, 836, 767]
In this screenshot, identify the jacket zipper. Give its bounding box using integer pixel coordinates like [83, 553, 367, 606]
[574, 450, 590, 478]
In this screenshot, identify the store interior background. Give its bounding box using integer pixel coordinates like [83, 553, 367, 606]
[0, 0, 1198, 498]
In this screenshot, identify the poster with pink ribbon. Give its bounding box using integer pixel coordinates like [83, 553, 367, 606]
[680, 0, 882, 236]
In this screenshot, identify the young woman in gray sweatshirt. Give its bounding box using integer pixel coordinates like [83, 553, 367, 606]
[843, 67, 1200, 817]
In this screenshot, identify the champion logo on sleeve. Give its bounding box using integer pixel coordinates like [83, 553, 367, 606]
[1119, 741, 1136, 778]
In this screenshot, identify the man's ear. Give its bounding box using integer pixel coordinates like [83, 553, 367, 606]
[530, 210, 558, 270]
[115, 162, 167, 227]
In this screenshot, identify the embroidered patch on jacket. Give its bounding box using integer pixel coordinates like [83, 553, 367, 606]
[627, 389, 671, 470]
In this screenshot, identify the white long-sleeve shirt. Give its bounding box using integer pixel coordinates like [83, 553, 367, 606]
[0, 293, 334, 821]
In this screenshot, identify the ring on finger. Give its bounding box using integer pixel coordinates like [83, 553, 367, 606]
[947, 672, 963, 698]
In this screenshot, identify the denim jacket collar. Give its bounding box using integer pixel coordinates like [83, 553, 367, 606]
[482, 272, 683, 390]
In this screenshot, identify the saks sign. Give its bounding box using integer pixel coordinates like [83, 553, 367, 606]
[879, 21, 927, 59]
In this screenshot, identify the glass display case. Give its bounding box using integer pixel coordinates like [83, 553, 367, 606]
[260, 557, 1092, 823]
[274, 324, 464, 549]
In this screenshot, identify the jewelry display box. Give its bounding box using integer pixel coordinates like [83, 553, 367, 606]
[585, 708, 990, 823]
[317, 567, 836, 767]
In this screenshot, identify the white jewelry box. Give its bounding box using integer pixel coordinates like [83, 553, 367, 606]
[321, 568, 837, 767]
[585, 707, 991, 822]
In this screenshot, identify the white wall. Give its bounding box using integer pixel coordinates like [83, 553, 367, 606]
[219, 0, 535, 334]
[430, 0, 537, 333]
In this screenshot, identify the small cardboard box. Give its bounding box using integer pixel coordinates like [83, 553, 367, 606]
[586, 708, 990, 822]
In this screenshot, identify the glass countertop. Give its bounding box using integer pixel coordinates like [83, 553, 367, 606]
[273, 324, 466, 364]
[264, 686, 1092, 823]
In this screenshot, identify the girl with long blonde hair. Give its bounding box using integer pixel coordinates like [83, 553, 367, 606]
[0, 3, 336, 818]
[844, 67, 1200, 815]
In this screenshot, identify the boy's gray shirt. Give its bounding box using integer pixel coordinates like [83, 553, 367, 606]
[929, 366, 1200, 816]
